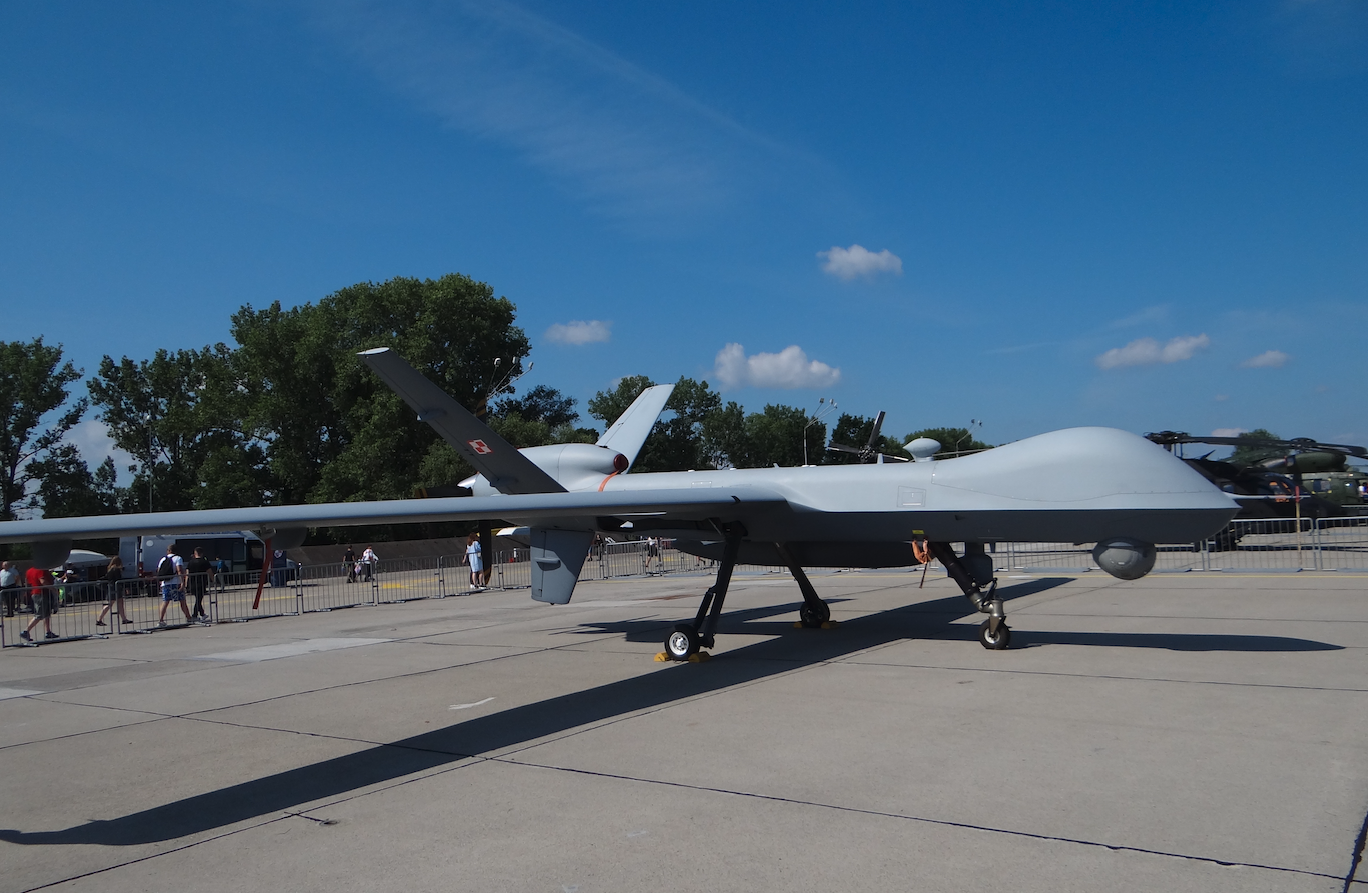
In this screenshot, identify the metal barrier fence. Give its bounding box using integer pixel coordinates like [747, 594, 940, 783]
[4, 521, 1367, 648]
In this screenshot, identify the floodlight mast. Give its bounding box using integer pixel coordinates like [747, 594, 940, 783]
[954, 419, 984, 457]
[804, 398, 837, 466]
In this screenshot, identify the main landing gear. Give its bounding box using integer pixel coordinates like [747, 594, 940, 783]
[664, 524, 743, 661]
[775, 542, 831, 628]
[927, 542, 1011, 650]
[662, 531, 838, 662]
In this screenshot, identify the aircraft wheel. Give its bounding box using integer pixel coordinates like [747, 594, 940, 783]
[798, 601, 831, 628]
[666, 625, 699, 661]
[978, 620, 1011, 650]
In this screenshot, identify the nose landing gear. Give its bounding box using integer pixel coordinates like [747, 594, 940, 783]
[927, 542, 1012, 650]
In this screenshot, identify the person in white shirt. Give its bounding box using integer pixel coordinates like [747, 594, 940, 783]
[156, 546, 191, 627]
[361, 546, 378, 582]
[464, 533, 484, 591]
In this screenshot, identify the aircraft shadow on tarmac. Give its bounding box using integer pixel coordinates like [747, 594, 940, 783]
[0, 578, 1341, 849]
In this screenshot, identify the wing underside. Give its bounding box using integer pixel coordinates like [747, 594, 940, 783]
[0, 487, 790, 544]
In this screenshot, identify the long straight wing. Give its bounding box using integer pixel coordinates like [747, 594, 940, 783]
[359, 348, 564, 494]
[0, 487, 788, 544]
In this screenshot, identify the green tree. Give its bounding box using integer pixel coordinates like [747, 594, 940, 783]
[587, 375, 655, 428]
[701, 401, 747, 468]
[1228, 429, 1283, 468]
[0, 338, 86, 521]
[27, 449, 121, 518]
[231, 274, 531, 504]
[703, 403, 825, 468]
[87, 345, 265, 512]
[489, 386, 597, 448]
[494, 385, 580, 429]
[743, 404, 821, 468]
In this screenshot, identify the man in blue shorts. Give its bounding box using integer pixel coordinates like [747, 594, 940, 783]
[156, 545, 192, 627]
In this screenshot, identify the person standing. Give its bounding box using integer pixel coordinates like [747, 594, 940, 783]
[156, 545, 191, 627]
[20, 565, 58, 642]
[464, 533, 484, 591]
[186, 548, 212, 623]
[644, 536, 660, 574]
[95, 556, 132, 626]
[361, 546, 378, 582]
[0, 561, 19, 617]
[344, 545, 357, 583]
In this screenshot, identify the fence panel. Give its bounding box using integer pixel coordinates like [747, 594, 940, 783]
[1203, 519, 1315, 571]
[1316, 517, 1368, 571]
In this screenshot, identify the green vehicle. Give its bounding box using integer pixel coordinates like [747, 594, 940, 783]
[1301, 469, 1368, 512]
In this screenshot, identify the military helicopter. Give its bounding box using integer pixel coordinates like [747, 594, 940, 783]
[1145, 431, 1368, 549]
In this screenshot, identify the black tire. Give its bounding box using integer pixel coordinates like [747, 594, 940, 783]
[979, 619, 1011, 650]
[798, 601, 831, 628]
[666, 625, 699, 660]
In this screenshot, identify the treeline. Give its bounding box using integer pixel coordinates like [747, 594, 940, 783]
[1, 273, 991, 540]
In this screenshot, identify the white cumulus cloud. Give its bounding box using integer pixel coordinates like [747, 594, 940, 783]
[546, 320, 611, 345]
[1240, 349, 1290, 368]
[1095, 334, 1210, 369]
[714, 343, 841, 389]
[1211, 428, 1247, 438]
[817, 244, 902, 280]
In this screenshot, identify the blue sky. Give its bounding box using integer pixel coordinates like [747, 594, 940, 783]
[3, 0, 1366, 472]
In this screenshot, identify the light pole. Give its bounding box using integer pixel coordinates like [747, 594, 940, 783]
[142, 412, 154, 512]
[955, 419, 983, 457]
[804, 398, 837, 466]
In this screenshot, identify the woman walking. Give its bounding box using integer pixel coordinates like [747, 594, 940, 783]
[95, 556, 131, 627]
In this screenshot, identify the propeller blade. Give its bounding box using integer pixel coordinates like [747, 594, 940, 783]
[866, 411, 886, 449]
[827, 443, 862, 454]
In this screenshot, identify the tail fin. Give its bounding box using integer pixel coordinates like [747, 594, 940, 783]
[359, 348, 565, 495]
[597, 384, 674, 471]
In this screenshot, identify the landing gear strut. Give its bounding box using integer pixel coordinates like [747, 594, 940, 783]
[775, 542, 831, 628]
[663, 523, 744, 661]
[927, 542, 1011, 650]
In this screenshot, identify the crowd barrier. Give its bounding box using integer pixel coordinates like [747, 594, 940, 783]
[3, 519, 1365, 648]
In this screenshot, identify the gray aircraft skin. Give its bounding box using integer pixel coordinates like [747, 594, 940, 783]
[0, 349, 1238, 654]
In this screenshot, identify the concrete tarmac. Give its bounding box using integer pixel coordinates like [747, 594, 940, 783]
[1, 569, 1365, 892]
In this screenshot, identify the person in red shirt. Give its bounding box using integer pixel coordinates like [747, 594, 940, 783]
[21, 565, 58, 642]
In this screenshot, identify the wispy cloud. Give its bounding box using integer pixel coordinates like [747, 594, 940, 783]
[984, 341, 1060, 356]
[1108, 305, 1169, 329]
[1241, 349, 1290, 368]
[714, 343, 841, 389]
[1095, 334, 1210, 369]
[818, 245, 902, 280]
[545, 319, 611, 345]
[307, 0, 795, 220]
[1211, 427, 1247, 438]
